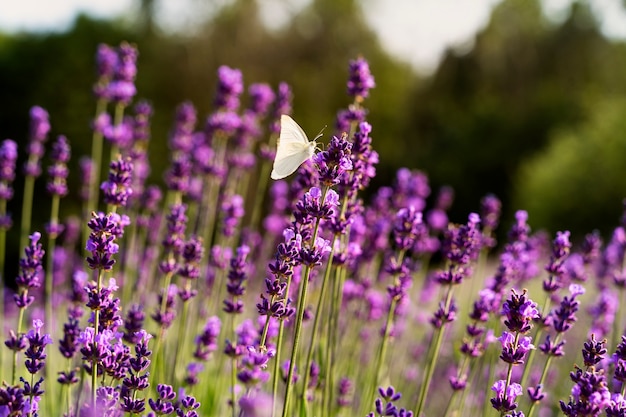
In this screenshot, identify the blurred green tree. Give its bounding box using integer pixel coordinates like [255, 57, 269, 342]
[402, 0, 624, 236]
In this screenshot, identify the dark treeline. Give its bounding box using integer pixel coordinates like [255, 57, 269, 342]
[1, 0, 625, 243]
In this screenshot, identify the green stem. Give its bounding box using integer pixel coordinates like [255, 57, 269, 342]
[172, 296, 191, 383]
[45, 194, 60, 339]
[19, 174, 36, 255]
[228, 288, 240, 417]
[0, 202, 6, 380]
[526, 334, 561, 417]
[272, 320, 286, 417]
[92, 268, 104, 411]
[416, 284, 455, 416]
[300, 236, 337, 410]
[282, 195, 326, 417]
[12, 305, 26, 384]
[84, 98, 107, 257]
[521, 293, 551, 388]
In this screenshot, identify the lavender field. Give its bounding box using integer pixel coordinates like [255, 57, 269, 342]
[1, 41, 626, 417]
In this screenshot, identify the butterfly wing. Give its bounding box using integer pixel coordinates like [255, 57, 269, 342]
[275, 115, 310, 161]
[271, 146, 315, 179]
[271, 115, 315, 179]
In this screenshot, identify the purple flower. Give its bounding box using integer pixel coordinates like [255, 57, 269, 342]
[149, 384, 176, 415]
[23, 319, 52, 375]
[239, 391, 273, 417]
[123, 304, 145, 344]
[582, 334, 607, 368]
[501, 289, 539, 334]
[214, 65, 243, 111]
[481, 194, 502, 231]
[393, 207, 426, 252]
[545, 283, 583, 333]
[46, 135, 71, 197]
[178, 235, 204, 282]
[0, 139, 18, 202]
[101, 156, 134, 207]
[248, 83, 275, 116]
[107, 42, 138, 104]
[347, 57, 375, 100]
[23, 106, 50, 177]
[224, 245, 250, 314]
[561, 366, 610, 416]
[269, 82, 293, 135]
[491, 380, 523, 413]
[498, 332, 535, 365]
[86, 212, 120, 271]
[194, 316, 221, 361]
[159, 203, 188, 274]
[170, 102, 197, 153]
[543, 230, 571, 292]
[311, 134, 353, 186]
[221, 194, 245, 238]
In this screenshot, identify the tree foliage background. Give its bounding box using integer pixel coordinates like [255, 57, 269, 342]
[1, 0, 626, 242]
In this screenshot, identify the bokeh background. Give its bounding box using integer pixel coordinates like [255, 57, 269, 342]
[2, 0, 626, 243]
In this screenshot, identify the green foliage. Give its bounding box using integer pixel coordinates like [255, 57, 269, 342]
[401, 0, 625, 228]
[513, 96, 626, 237]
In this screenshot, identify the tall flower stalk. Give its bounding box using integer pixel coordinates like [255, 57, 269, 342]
[0, 139, 18, 377]
[415, 213, 482, 416]
[44, 135, 70, 339]
[19, 107, 50, 255]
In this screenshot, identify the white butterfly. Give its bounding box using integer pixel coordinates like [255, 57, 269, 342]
[271, 115, 320, 180]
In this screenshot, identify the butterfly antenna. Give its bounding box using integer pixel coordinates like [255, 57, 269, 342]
[314, 124, 327, 141]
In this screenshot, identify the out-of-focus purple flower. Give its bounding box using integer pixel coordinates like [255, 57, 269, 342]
[214, 65, 243, 111]
[194, 316, 221, 361]
[108, 42, 138, 105]
[393, 207, 425, 252]
[347, 57, 376, 101]
[221, 194, 245, 238]
[269, 82, 293, 135]
[86, 212, 120, 271]
[170, 102, 197, 154]
[393, 168, 430, 212]
[0, 139, 18, 204]
[239, 391, 273, 417]
[248, 83, 275, 116]
[582, 231, 603, 266]
[159, 203, 188, 274]
[224, 245, 250, 314]
[151, 284, 177, 329]
[178, 235, 204, 284]
[59, 306, 83, 359]
[101, 156, 133, 207]
[123, 304, 145, 345]
[46, 135, 71, 197]
[481, 194, 502, 230]
[24, 319, 52, 375]
[237, 346, 273, 388]
[23, 106, 50, 177]
[588, 289, 618, 338]
[543, 231, 571, 293]
[545, 283, 583, 333]
[13, 232, 45, 309]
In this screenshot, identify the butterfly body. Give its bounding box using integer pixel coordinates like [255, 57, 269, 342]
[271, 115, 318, 180]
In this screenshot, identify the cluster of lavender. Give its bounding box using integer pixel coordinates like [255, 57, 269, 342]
[4, 42, 626, 417]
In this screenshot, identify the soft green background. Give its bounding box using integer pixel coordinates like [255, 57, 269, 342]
[1, 0, 626, 241]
